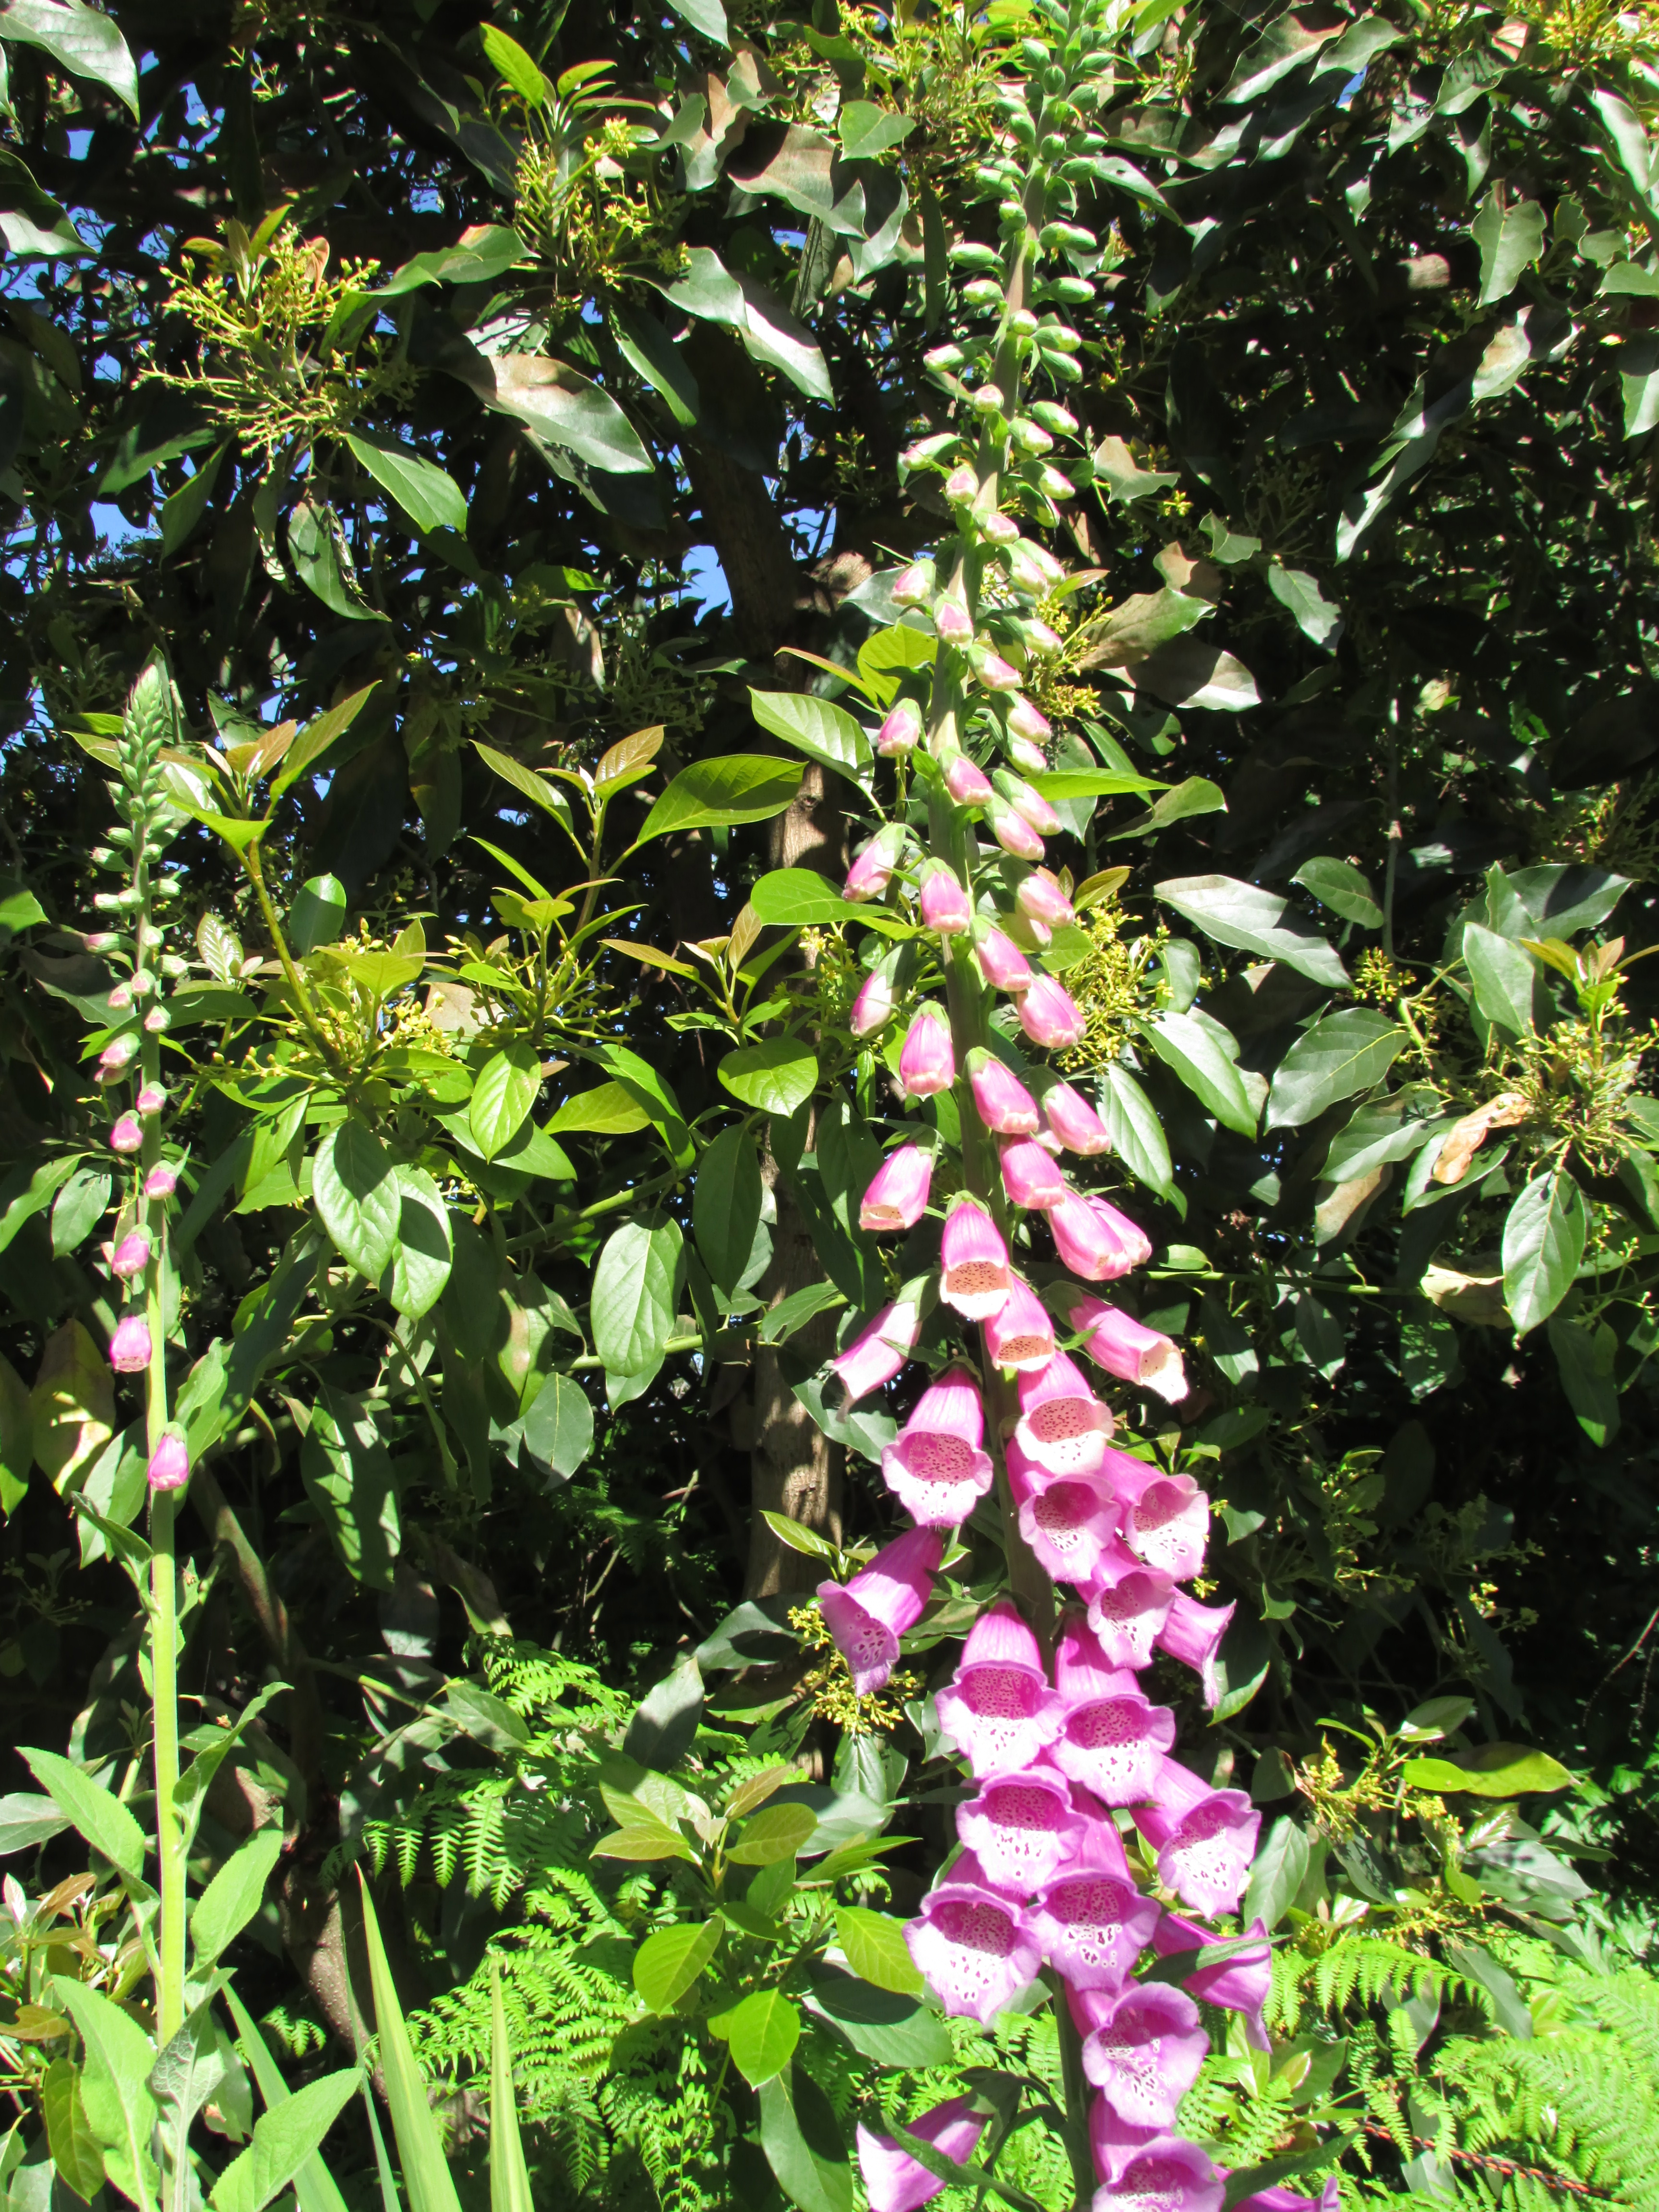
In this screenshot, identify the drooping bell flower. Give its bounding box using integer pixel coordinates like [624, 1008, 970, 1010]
[135, 1083, 166, 1117]
[1088, 2098, 1162, 2188]
[855, 2098, 988, 2212]
[1050, 1194, 1153, 1283]
[918, 864, 972, 936]
[878, 700, 923, 755]
[973, 923, 1034, 994]
[1086, 1557, 1177, 1671]
[1230, 2183, 1340, 2212]
[1018, 974, 1084, 1050]
[936, 1600, 1065, 1778]
[881, 1366, 995, 1527]
[1039, 1080, 1112, 1157]
[943, 752, 994, 806]
[1065, 1296, 1187, 1401]
[109, 1114, 144, 1155]
[1017, 867, 1076, 930]
[1015, 1351, 1114, 1476]
[1093, 2136, 1224, 2212]
[846, 823, 907, 902]
[852, 964, 900, 1038]
[968, 1049, 1040, 1136]
[905, 1855, 1044, 2022]
[1155, 1592, 1237, 1710]
[1133, 1759, 1261, 1918]
[108, 1315, 153, 1373]
[983, 1281, 1056, 1372]
[1078, 1983, 1210, 2130]
[817, 1526, 944, 1696]
[144, 1163, 179, 1200]
[1017, 1475, 1122, 1587]
[1028, 1827, 1158, 1993]
[861, 1146, 933, 1233]
[832, 1294, 924, 1405]
[899, 1005, 954, 1097]
[954, 1767, 1087, 1898]
[1052, 1618, 1178, 1803]
[1120, 1473, 1210, 1582]
[146, 1429, 189, 1492]
[994, 770, 1061, 835]
[986, 794, 1046, 860]
[939, 1200, 1012, 1320]
[935, 601, 974, 642]
[1000, 1138, 1069, 1212]
[1152, 1914, 1272, 2048]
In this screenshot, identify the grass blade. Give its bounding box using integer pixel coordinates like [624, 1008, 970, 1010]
[357, 1876, 463, 2212]
[488, 1967, 533, 2212]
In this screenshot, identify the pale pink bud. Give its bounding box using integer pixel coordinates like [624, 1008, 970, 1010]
[108, 1315, 152, 1372]
[878, 700, 922, 755]
[144, 1008, 169, 1032]
[99, 1035, 138, 1072]
[944, 753, 995, 807]
[939, 1199, 1012, 1320]
[82, 931, 120, 953]
[983, 512, 1019, 544]
[107, 984, 132, 1011]
[146, 1430, 190, 1492]
[832, 1294, 924, 1404]
[109, 1114, 144, 1154]
[845, 823, 906, 902]
[983, 1280, 1057, 1371]
[1012, 540, 1066, 590]
[892, 563, 933, 607]
[1006, 732, 1048, 776]
[986, 795, 1046, 860]
[1065, 1295, 1187, 1402]
[1017, 867, 1075, 928]
[1025, 619, 1063, 654]
[1040, 465, 1074, 501]
[1050, 1193, 1153, 1282]
[861, 1145, 933, 1232]
[135, 1083, 165, 1117]
[944, 465, 977, 503]
[918, 865, 972, 935]
[1001, 1137, 1069, 1211]
[995, 771, 1061, 835]
[1040, 1080, 1111, 1156]
[972, 651, 1024, 693]
[974, 924, 1034, 994]
[899, 1005, 954, 1097]
[1008, 696, 1052, 744]
[144, 1163, 180, 1200]
[972, 383, 1004, 414]
[111, 1232, 151, 1281]
[968, 1049, 1040, 1136]
[1017, 974, 1084, 1049]
[935, 602, 974, 642]
[851, 966, 899, 1038]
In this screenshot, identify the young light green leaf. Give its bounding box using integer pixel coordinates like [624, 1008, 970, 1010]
[1266, 562, 1342, 647]
[544, 1082, 651, 1137]
[633, 1920, 722, 2012]
[359, 1880, 465, 2212]
[726, 1802, 818, 1865]
[480, 24, 549, 104]
[211, 2069, 361, 2212]
[489, 1968, 533, 2212]
[42, 2059, 107, 2203]
[748, 689, 871, 782]
[709, 1990, 800, 2087]
[312, 1122, 400, 1282]
[21, 1748, 145, 1880]
[1501, 1169, 1587, 1335]
[833, 1906, 923, 1995]
[221, 1990, 352, 2212]
[190, 1823, 284, 1967]
[635, 757, 802, 843]
[54, 1980, 159, 2212]
[719, 1039, 819, 1116]
[1401, 1748, 1575, 1798]
[1264, 1009, 1406, 1130]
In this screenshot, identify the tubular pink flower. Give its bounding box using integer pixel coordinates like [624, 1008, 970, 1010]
[861, 1146, 934, 1233]
[1018, 1475, 1122, 1587]
[1018, 974, 1084, 1050]
[1015, 1350, 1115, 1476]
[900, 1006, 955, 1097]
[146, 1430, 189, 1492]
[135, 1083, 166, 1117]
[110, 1232, 151, 1281]
[1008, 696, 1052, 744]
[1018, 867, 1076, 929]
[995, 771, 1062, 835]
[968, 1050, 1041, 1136]
[955, 1767, 1087, 1897]
[881, 1365, 994, 1527]
[108, 1315, 152, 1373]
[1040, 1080, 1112, 1157]
[832, 1296, 924, 1405]
[893, 563, 933, 607]
[1092, 2138, 1224, 2212]
[1029, 1826, 1158, 1992]
[1133, 1760, 1261, 1917]
[1088, 2098, 1162, 2188]
[1066, 1297, 1187, 1401]
[918, 865, 972, 936]
[935, 601, 974, 641]
[973, 923, 1034, 993]
[1122, 1473, 1210, 1581]
[855, 2099, 988, 2212]
[878, 700, 923, 755]
[943, 752, 995, 806]
[1079, 1983, 1210, 2130]
[817, 1527, 943, 1695]
[845, 823, 907, 902]
[851, 965, 899, 1038]
[108, 1113, 144, 1154]
[936, 1600, 1066, 1777]
[1152, 1914, 1272, 2047]
[1231, 2185, 1340, 2212]
[939, 1200, 1012, 1320]
[144, 1163, 180, 1200]
[986, 795, 1046, 860]
[984, 1281, 1056, 1372]
[1050, 1194, 1154, 1282]
[1052, 1618, 1178, 1803]
[1086, 1557, 1177, 1671]
[905, 1861, 1043, 2023]
[1000, 1137, 1070, 1212]
[1154, 1592, 1237, 1709]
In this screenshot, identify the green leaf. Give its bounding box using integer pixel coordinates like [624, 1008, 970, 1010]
[43, 2059, 106, 2202]
[489, 1968, 533, 2212]
[489, 355, 653, 474]
[1266, 562, 1343, 647]
[1030, 769, 1161, 799]
[596, 1043, 695, 1169]
[833, 1905, 923, 1995]
[1293, 856, 1382, 927]
[759, 2070, 852, 2212]
[1471, 189, 1546, 306]
[191, 1823, 283, 1966]
[272, 685, 378, 797]
[0, 1154, 83, 1255]
[471, 744, 573, 831]
[1155, 874, 1349, 988]
[544, 1081, 650, 1137]
[20, 1748, 145, 1880]
[803, 1974, 951, 2068]
[1402, 1747, 1575, 1797]
[1241, 1815, 1309, 1930]
[1547, 1315, 1620, 1447]
[735, 276, 831, 399]
[288, 500, 381, 621]
[0, 1790, 69, 1852]
[1097, 1064, 1175, 1198]
[358, 1882, 464, 2212]
[222, 1990, 351, 2212]
[591, 1219, 682, 1383]
[377, 227, 528, 295]
[344, 432, 468, 535]
[1464, 922, 1538, 1037]
[636, 756, 802, 843]
[694, 1126, 765, 1300]
[1265, 1009, 1406, 1130]
[727, 1802, 818, 1864]
[750, 869, 871, 929]
[518, 1370, 594, 1480]
[1142, 1012, 1258, 1136]
[301, 1387, 401, 1590]
[609, 303, 700, 428]
[312, 1122, 400, 1282]
[160, 440, 229, 557]
[211, 2070, 361, 2212]
[54, 1981, 158, 2212]
[633, 1920, 722, 2012]
[480, 23, 549, 103]
[0, 882, 47, 938]
[720, 1037, 819, 1116]
[1108, 775, 1226, 840]
[664, 0, 729, 43]
[748, 688, 871, 781]
[469, 1042, 542, 1159]
[51, 1166, 109, 1258]
[1501, 1170, 1587, 1336]
[0, 0, 140, 114]
[710, 1991, 799, 2088]
[390, 1166, 454, 1320]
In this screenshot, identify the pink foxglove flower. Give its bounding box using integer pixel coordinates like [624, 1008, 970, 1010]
[986, 794, 1046, 860]
[1018, 974, 1084, 1050]
[1015, 1351, 1114, 1476]
[881, 1366, 994, 1527]
[1089, 2098, 1163, 2188]
[918, 865, 972, 935]
[983, 1280, 1056, 1372]
[856, 2099, 988, 2212]
[1050, 1194, 1153, 1282]
[108, 1315, 152, 1373]
[994, 771, 1061, 835]
[1155, 1592, 1237, 1709]
[905, 1860, 1043, 2024]
[1067, 1297, 1187, 1401]
[1134, 1759, 1261, 1917]
[899, 1006, 954, 1097]
[1029, 1824, 1159, 1992]
[109, 1114, 144, 1155]
[893, 563, 933, 607]
[973, 924, 1034, 993]
[1232, 2184, 1340, 2212]
[99, 1034, 138, 1074]
[939, 1200, 1012, 1320]
[954, 1767, 1086, 1897]
[817, 1526, 943, 1695]
[147, 1430, 189, 1492]
[1093, 2138, 1224, 2212]
[1121, 1473, 1210, 1582]
[943, 752, 994, 806]
[1017, 867, 1076, 929]
[135, 1083, 166, 1117]
[1152, 1914, 1271, 2047]
[144, 1163, 179, 1200]
[1040, 1080, 1112, 1157]
[935, 601, 974, 641]
[851, 965, 899, 1037]
[1000, 1137, 1069, 1212]
[832, 1296, 924, 1405]
[845, 824, 907, 902]
[1078, 1983, 1210, 2130]
[1008, 696, 1052, 744]
[1087, 1559, 1177, 1671]
[878, 701, 923, 755]
[973, 652, 1024, 694]
[1052, 1619, 1178, 1803]
[968, 1050, 1040, 1136]
[1018, 1475, 1122, 1587]
[936, 1601, 1065, 1777]
[861, 1146, 933, 1233]
[110, 1232, 151, 1281]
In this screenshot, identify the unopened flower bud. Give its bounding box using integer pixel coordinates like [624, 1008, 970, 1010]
[111, 1231, 152, 1281]
[135, 1083, 166, 1117]
[943, 753, 995, 807]
[147, 1429, 190, 1492]
[99, 1034, 138, 1073]
[944, 465, 978, 503]
[108, 1315, 153, 1373]
[892, 563, 934, 607]
[972, 650, 1024, 693]
[970, 384, 1005, 415]
[1040, 466, 1076, 502]
[109, 1113, 144, 1154]
[1012, 419, 1055, 455]
[878, 701, 922, 756]
[1009, 696, 1053, 743]
[107, 984, 132, 1012]
[935, 602, 974, 642]
[851, 966, 898, 1038]
[82, 932, 120, 953]
[144, 1007, 170, 1032]
[983, 512, 1020, 545]
[144, 1163, 180, 1200]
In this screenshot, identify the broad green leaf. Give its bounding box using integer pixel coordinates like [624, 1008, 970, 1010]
[22, 1748, 145, 1880]
[719, 1038, 818, 1115]
[1030, 769, 1161, 799]
[300, 1387, 401, 1590]
[803, 1975, 951, 2068]
[29, 1318, 114, 1489]
[838, 100, 913, 156]
[634, 1920, 722, 2012]
[1501, 1170, 1587, 1335]
[1463, 922, 1537, 1037]
[211, 2070, 360, 2212]
[288, 500, 380, 620]
[518, 1370, 594, 1480]
[1241, 1815, 1310, 1930]
[736, 275, 831, 399]
[1402, 1748, 1575, 1797]
[1266, 562, 1342, 647]
[472, 742, 573, 828]
[591, 1219, 682, 1382]
[636, 756, 802, 843]
[625, 1649, 706, 1771]
[1293, 856, 1382, 927]
[833, 1905, 923, 1995]
[222, 1990, 351, 2212]
[710, 1991, 799, 2087]
[489, 355, 653, 474]
[288, 874, 348, 952]
[160, 440, 228, 556]
[271, 687, 378, 798]
[694, 1126, 765, 1299]
[749, 688, 871, 781]
[377, 226, 528, 295]
[312, 1122, 400, 1282]
[545, 1081, 650, 1137]
[0, 1153, 83, 1255]
[750, 869, 871, 929]
[489, 1969, 533, 2212]
[596, 1042, 695, 1167]
[479, 23, 549, 103]
[1547, 1315, 1619, 1447]
[759, 2069, 852, 2212]
[54, 1980, 158, 2211]
[344, 433, 468, 535]
[1142, 1012, 1257, 1136]
[1108, 775, 1226, 839]
[609, 303, 700, 427]
[469, 1042, 542, 1158]
[390, 1166, 454, 1320]
[42, 2060, 106, 2203]
[1324, 1090, 1443, 1182]
[727, 1803, 818, 1865]
[1155, 874, 1349, 988]
[190, 1823, 284, 1966]
[1471, 189, 1546, 305]
[0, 1790, 69, 1852]
[1265, 1009, 1406, 1130]
[0, 0, 140, 114]
[358, 1883, 464, 2212]
[51, 1165, 109, 1257]
[1097, 1064, 1175, 1198]
[664, 0, 729, 44]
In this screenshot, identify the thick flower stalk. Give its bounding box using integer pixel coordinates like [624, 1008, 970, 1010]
[818, 5, 1282, 2202]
